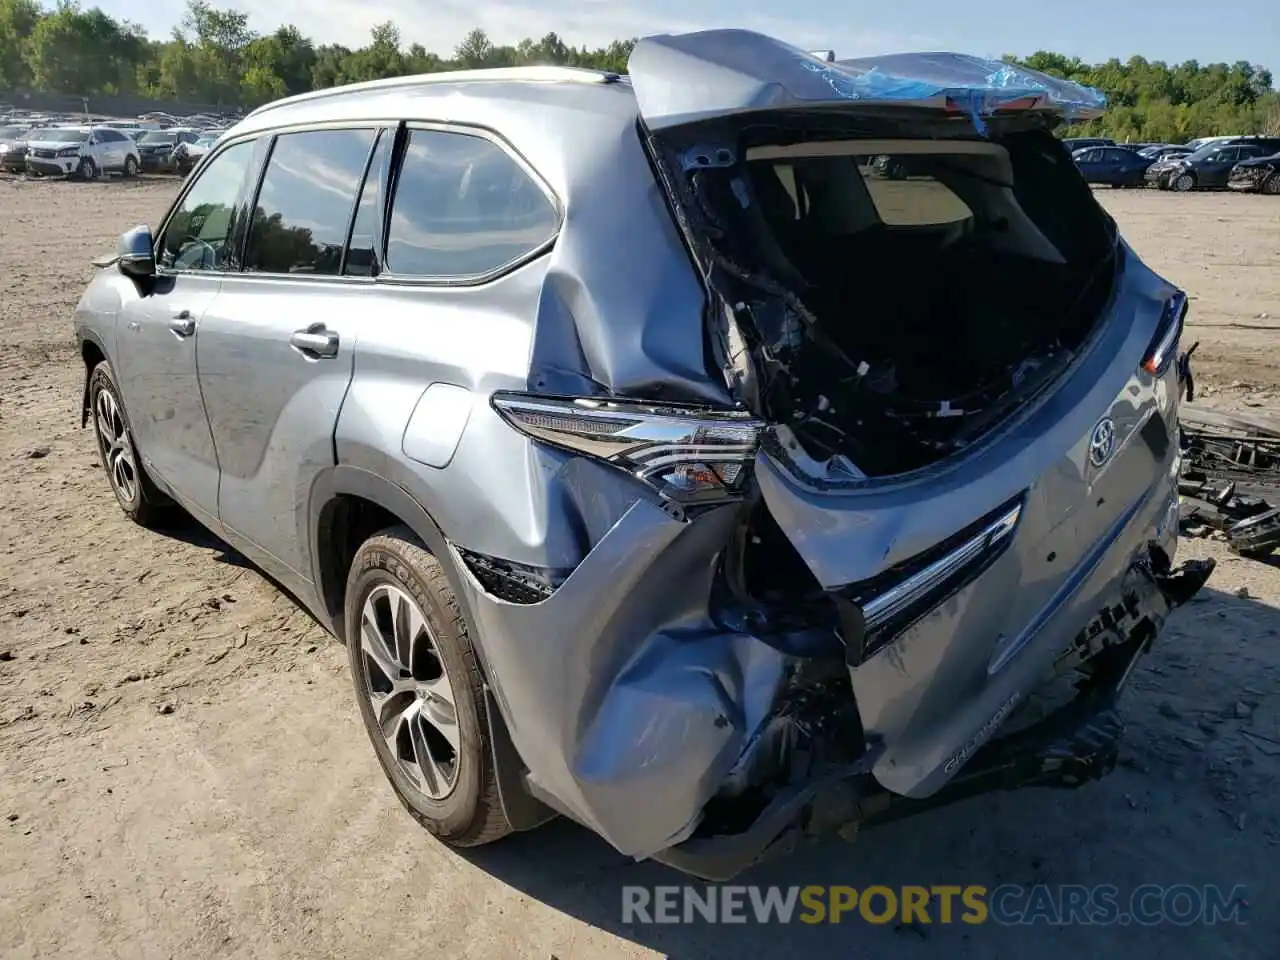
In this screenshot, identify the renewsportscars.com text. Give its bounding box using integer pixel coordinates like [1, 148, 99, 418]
[621, 884, 1248, 926]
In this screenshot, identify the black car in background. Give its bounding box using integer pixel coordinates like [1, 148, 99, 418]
[1146, 139, 1280, 190]
[1071, 145, 1154, 186]
[1228, 152, 1280, 194]
[134, 128, 201, 172]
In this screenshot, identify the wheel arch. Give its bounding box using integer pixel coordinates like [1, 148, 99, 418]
[308, 464, 555, 831]
[78, 331, 109, 428]
[308, 464, 469, 645]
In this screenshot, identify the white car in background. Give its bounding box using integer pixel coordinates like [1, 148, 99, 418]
[23, 126, 140, 179]
[171, 131, 221, 175]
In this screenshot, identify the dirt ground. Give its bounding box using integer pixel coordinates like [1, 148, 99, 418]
[1, 178, 1278, 960]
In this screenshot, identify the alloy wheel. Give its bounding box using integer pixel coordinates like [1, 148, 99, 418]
[94, 387, 138, 504]
[1264, 175, 1280, 196]
[1172, 174, 1194, 192]
[358, 583, 460, 800]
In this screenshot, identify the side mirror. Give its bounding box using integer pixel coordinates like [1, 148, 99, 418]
[117, 224, 156, 280]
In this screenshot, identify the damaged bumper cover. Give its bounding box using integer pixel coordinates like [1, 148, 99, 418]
[656, 549, 1214, 881]
[454, 457, 1206, 874]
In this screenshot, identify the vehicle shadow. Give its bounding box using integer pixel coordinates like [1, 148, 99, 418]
[147, 511, 329, 633]
[150, 510, 254, 569]
[459, 578, 1277, 960]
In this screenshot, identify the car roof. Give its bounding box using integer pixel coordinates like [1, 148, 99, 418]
[238, 66, 630, 135]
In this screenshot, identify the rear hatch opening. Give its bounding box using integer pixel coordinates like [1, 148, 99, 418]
[646, 116, 1121, 478]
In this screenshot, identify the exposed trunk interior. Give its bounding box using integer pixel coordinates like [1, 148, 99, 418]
[647, 114, 1120, 477]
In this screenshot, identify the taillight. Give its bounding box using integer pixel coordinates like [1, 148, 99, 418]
[1141, 291, 1188, 376]
[491, 392, 764, 506]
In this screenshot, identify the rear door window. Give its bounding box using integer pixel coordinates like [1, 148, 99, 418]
[384, 128, 559, 279]
[344, 131, 389, 277]
[244, 128, 378, 276]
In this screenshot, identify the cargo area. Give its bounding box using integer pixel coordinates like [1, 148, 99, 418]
[651, 121, 1122, 477]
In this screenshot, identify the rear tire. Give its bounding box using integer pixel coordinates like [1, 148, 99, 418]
[88, 361, 170, 526]
[344, 527, 512, 847]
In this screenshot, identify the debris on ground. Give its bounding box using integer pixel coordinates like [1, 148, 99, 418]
[1178, 405, 1280, 560]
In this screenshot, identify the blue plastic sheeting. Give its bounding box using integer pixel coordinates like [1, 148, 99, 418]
[629, 30, 1107, 133]
[823, 52, 1107, 132]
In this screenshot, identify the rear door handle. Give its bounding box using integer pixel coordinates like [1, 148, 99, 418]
[289, 324, 340, 359]
[169, 311, 196, 337]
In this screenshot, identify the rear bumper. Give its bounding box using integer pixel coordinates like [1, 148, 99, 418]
[653, 548, 1213, 880]
[863, 469, 1183, 800]
[140, 154, 175, 172]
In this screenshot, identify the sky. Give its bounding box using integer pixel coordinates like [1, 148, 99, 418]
[89, 0, 1278, 71]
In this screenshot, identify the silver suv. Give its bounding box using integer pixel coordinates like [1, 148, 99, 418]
[74, 30, 1213, 879]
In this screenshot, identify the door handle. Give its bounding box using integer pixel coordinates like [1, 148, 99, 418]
[169, 311, 196, 337]
[289, 324, 340, 359]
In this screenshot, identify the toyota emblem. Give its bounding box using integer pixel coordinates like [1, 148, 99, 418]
[1088, 417, 1117, 468]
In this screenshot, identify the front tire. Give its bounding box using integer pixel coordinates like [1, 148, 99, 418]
[1263, 174, 1280, 196]
[76, 156, 96, 180]
[88, 361, 169, 526]
[123, 155, 138, 177]
[1171, 173, 1195, 192]
[344, 527, 512, 847]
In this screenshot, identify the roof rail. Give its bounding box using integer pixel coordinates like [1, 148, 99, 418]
[245, 66, 623, 120]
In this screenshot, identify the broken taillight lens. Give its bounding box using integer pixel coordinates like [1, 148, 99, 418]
[491, 392, 765, 505]
[1141, 291, 1188, 376]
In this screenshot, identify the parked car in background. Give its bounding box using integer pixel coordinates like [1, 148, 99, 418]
[1146, 139, 1280, 190]
[171, 132, 220, 175]
[1177, 135, 1228, 150]
[0, 123, 37, 171]
[135, 128, 202, 172]
[1137, 144, 1193, 161]
[24, 126, 140, 179]
[1060, 136, 1115, 152]
[1228, 152, 1280, 194]
[73, 33, 1212, 880]
[1072, 144, 1153, 186]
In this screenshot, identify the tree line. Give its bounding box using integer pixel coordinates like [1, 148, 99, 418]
[2, 0, 1277, 143]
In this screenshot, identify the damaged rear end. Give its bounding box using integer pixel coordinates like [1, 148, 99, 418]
[463, 31, 1213, 878]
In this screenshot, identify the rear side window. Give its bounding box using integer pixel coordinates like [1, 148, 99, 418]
[385, 128, 558, 279]
[244, 128, 377, 276]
